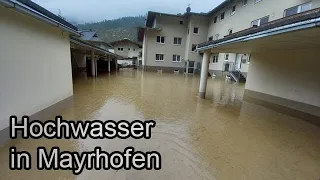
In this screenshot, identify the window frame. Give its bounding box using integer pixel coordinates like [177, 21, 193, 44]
[251, 16, 269, 27]
[228, 29, 233, 35]
[231, 5, 236, 15]
[220, 12, 225, 20]
[172, 54, 181, 62]
[208, 36, 213, 41]
[211, 54, 219, 64]
[193, 27, 199, 34]
[213, 16, 218, 23]
[180, 20, 184, 25]
[156, 35, 165, 44]
[284, 2, 312, 17]
[191, 44, 197, 52]
[225, 53, 229, 60]
[173, 37, 182, 45]
[118, 47, 124, 51]
[155, 54, 164, 61]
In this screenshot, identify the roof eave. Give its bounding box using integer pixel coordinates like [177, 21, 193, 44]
[0, 0, 80, 36]
[198, 17, 320, 51]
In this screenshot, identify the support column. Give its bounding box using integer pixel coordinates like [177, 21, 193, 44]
[108, 55, 111, 72]
[198, 51, 210, 99]
[115, 58, 118, 71]
[91, 51, 96, 77]
[95, 57, 98, 77]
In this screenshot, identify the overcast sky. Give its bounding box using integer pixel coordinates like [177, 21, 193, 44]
[32, 0, 225, 24]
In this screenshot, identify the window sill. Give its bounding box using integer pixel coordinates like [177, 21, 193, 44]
[172, 61, 181, 63]
[173, 44, 182, 46]
[231, 12, 235, 16]
[193, 33, 199, 35]
[156, 42, 165, 45]
[155, 60, 164, 62]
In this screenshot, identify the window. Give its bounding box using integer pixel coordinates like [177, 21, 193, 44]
[214, 34, 219, 40]
[254, 0, 263, 3]
[221, 12, 225, 20]
[225, 53, 229, 60]
[193, 27, 199, 34]
[243, 0, 247, 6]
[187, 28, 189, 34]
[156, 36, 165, 44]
[191, 44, 197, 52]
[173, 37, 182, 45]
[228, 29, 233, 35]
[155, 54, 164, 61]
[180, 20, 184, 25]
[133, 48, 136, 51]
[128, 48, 130, 51]
[173, 55, 181, 62]
[214, 16, 217, 23]
[284, 2, 312, 17]
[210, 55, 219, 64]
[251, 16, 269, 27]
[118, 47, 123, 51]
[208, 36, 213, 41]
[231, 5, 236, 15]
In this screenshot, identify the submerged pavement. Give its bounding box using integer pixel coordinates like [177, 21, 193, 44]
[1, 69, 320, 180]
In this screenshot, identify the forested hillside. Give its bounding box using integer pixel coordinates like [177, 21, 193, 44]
[77, 16, 145, 43]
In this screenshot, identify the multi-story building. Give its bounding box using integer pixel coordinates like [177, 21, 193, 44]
[138, 9, 208, 74]
[139, 0, 319, 79]
[111, 38, 142, 67]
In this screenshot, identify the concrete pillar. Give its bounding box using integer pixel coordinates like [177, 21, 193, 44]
[108, 55, 111, 72]
[91, 51, 96, 77]
[198, 51, 210, 99]
[115, 58, 118, 71]
[95, 57, 98, 76]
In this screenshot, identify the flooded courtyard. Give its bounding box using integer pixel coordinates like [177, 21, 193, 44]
[1, 70, 320, 180]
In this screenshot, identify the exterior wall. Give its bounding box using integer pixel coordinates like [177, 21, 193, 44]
[207, 0, 319, 74]
[144, 14, 208, 73]
[245, 48, 320, 117]
[113, 41, 141, 58]
[185, 15, 209, 63]
[207, 0, 317, 38]
[145, 15, 187, 69]
[0, 7, 73, 131]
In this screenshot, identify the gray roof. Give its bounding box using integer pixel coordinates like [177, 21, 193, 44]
[79, 31, 101, 41]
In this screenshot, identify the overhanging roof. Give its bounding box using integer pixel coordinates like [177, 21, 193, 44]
[198, 8, 320, 51]
[146, 11, 207, 28]
[110, 39, 142, 48]
[70, 37, 123, 59]
[0, 0, 80, 36]
[207, 0, 235, 16]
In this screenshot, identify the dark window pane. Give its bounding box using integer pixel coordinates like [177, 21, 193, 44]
[161, 37, 165, 43]
[209, 36, 213, 41]
[221, 12, 225, 19]
[260, 16, 269, 25]
[194, 27, 199, 34]
[285, 6, 298, 17]
[214, 17, 217, 23]
[157, 36, 160, 42]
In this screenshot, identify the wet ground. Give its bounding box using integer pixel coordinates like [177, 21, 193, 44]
[1, 69, 320, 180]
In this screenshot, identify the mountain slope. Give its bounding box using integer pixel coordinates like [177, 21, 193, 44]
[77, 16, 145, 43]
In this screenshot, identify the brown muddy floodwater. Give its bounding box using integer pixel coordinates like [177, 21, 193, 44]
[1, 69, 320, 180]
